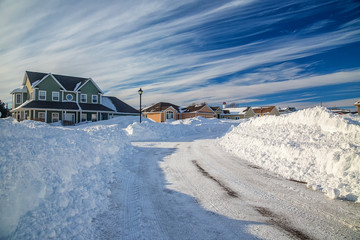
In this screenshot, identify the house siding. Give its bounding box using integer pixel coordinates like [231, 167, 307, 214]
[78, 81, 100, 104]
[146, 112, 162, 123]
[63, 92, 76, 102]
[36, 76, 62, 101]
[25, 78, 34, 100]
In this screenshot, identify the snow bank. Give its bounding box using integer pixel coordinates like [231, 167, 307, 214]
[219, 107, 360, 202]
[125, 117, 236, 141]
[0, 118, 133, 239]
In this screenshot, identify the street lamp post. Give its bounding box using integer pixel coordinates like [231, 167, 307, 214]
[138, 88, 143, 123]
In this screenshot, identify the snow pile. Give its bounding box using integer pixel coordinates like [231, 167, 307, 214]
[125, 117, 236, 141]
[0, 118, 133, 239]
[219, 107, 360, 202]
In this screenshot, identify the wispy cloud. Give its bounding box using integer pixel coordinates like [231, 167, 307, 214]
[0, 0, 359, 109]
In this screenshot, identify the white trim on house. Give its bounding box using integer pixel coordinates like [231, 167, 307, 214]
[81, 113, 87, 122]
[78, 78, 104, 94]
[31, 73, 65, 91]
[92, 95, 98, 104]
[166, 110, 174, 120]
[47, 73, 66, 90]
[39, 90, 46, 100]
[15, 93, 22, 104]
[65, 93, 74, 102]
[52, 91, 60, 101]
[52, 112, 59, 122]
[38, 111, 45, 121]
[80, 94, 87, 103]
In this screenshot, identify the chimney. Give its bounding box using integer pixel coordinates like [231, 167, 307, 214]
[222, 102, 226, 109]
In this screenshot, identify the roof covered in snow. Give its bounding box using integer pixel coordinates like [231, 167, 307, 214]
[223, 107, 251, 115]
[103, 96, 138, 114]
[253, 106, 277, 114]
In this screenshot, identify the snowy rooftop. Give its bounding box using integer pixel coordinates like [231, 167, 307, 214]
[222, 107, 249, 115]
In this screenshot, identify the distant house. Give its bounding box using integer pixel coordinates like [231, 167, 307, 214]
[10, 71, 137, 124]
[142, 102, 180, 123]
[329, 108, 351, 115]
[222, 107, 255, 120]
[354, 100, 360, 114]
[253, 106, 280, 117]
[278, 107, 297, 115]
[181, 104, 215, 119]
[211, 106, 223, 119]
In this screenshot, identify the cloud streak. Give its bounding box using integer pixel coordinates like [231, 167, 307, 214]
[0, 0, 359, 109]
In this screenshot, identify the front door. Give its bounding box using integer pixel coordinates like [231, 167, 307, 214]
[65, 113, 75, 123]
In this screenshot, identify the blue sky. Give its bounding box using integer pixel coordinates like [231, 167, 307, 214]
[0, 0, 359, 109]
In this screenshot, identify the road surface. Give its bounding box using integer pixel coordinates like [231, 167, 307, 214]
[94, 138, 360, 239]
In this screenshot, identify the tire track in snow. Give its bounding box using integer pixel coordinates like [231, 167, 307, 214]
[192, 160, 239, 198]
[254, 206, 312, 240]
[192, 159, 312, 240]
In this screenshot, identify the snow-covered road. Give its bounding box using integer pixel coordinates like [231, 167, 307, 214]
[94, 138, 360, 240]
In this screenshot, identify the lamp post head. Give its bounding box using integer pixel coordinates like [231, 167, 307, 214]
[138, 88, 143, 95]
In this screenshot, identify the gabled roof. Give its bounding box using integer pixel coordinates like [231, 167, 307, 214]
[143, 102, 180, 112]
[354, 100, 360, 106]
[103, 96, 138, 114]
[183, 104, 213, 113]
[25, 71, 101, 93]
[10, 86, 27, 94]
[223, 107, 251, 115]
[253, 106, 277, 114]
[210, 106, 221, 111]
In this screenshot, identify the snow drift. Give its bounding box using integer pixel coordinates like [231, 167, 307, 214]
[125, 117, 235, 140]
[219, 107, 360, 202]
[0, 118, 133, 239]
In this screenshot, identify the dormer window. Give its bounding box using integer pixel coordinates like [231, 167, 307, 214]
[52, 92, 59, 101]
[81, 94, 87, 103]
[92, 95, 98, 104]
[39, 91, 46, 100]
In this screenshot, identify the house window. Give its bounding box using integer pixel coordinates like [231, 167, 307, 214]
[38, 112, 45, 122]
[16, 94, 22, 104]
[81, 94, 87, 103]
[166, 111, 174, 120]
[52, 92, 59, 101]
[39, 91, 46, 100]
[235, 116, 240, 120]
[81, 113, 87, 122]
[92, 95, 98, 104]
[66, 94, 73, 101]
[91, 113, 97, 121]
[52, 113, 59, 122]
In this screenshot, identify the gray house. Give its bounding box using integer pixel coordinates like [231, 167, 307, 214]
[11, 71, 137, 124]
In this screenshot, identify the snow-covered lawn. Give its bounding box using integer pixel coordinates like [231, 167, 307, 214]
[0, 107, 359, 239]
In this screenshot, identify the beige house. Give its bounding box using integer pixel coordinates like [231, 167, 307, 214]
[181, 104, 215, 119]
[142, 102, 180, 123]
[253, 106, 280, 117]
[222, 107, 255, 120]
[210, 106, 223, 118]
[354, 100, 360, 114]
